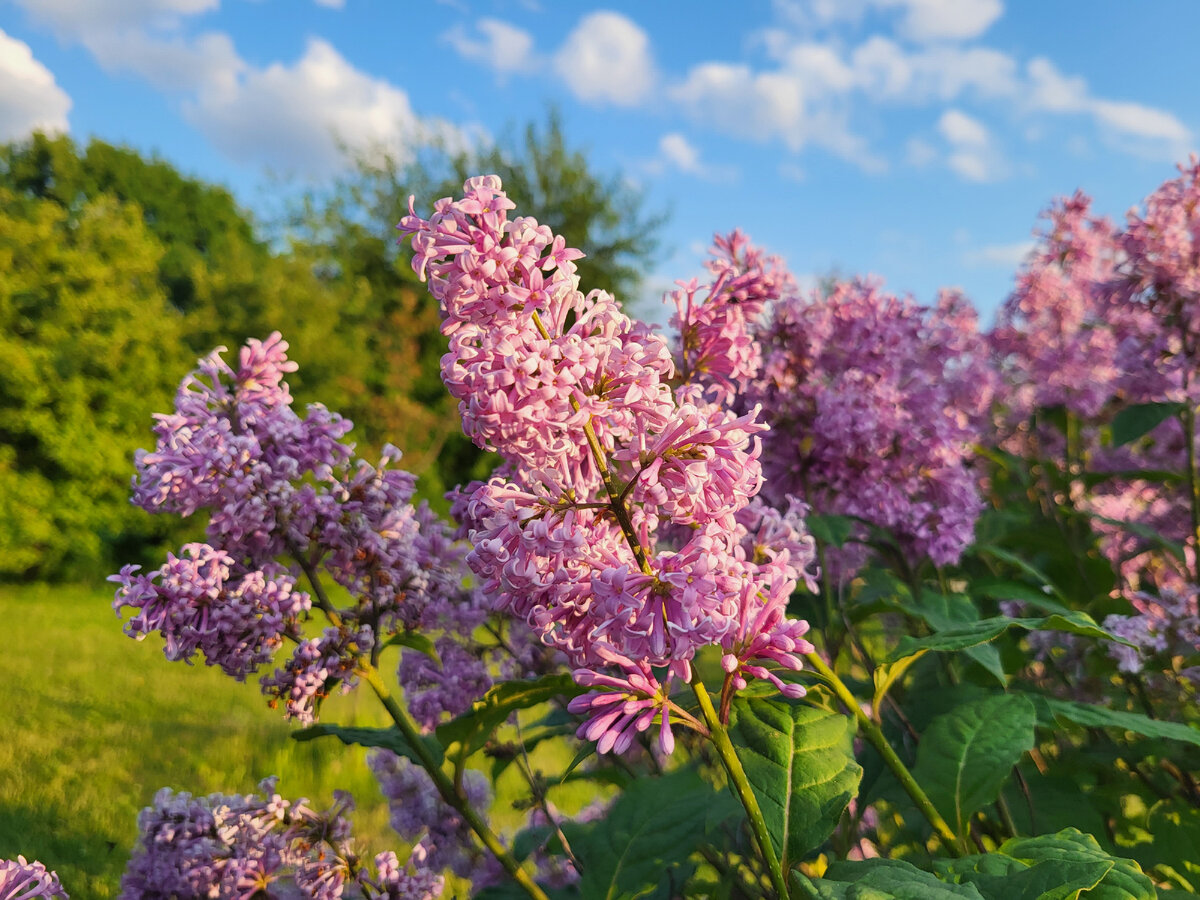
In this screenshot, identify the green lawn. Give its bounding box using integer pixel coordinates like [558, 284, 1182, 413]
[0, 581, 394, 899]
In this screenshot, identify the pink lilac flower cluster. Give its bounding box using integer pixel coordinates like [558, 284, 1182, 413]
[112, 334, 491, 726]
[120, 779, 442, 900]
[990, 192, 1128, 421]
[747, 278, 994, 574]
[1119, 155, 1200, 386]
[399, 176, 818, 752]
[670, 229, 793, 406]
[0, 857, 68, 900]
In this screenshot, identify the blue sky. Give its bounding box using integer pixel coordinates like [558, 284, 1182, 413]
[1, 0, 1197, 321]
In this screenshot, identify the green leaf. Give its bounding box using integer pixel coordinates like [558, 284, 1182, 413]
[562, 769, 717, 900]
[1036, 696, 1200, 748]
[970, 546, 1070, 605]
[383, 630, 441, 663]
[888, 613, 1134, 662]
[970, 578, 1074, 616]
[872, 652, 926, 720]
[999, 829, 1156, 900]
[1111, 401, 1184, 446]
[935, 852, 1112, 900]
[728, 697, 862, 869]
[808, 513, 857, 548]
[893, 591, 1006, 685]
[911, 694, 1036, 840]
[435, 674, 585, 760]
[291, 722, 442, 766]
[1138, 800, 1200, 888]
[820, 859, 986, 898]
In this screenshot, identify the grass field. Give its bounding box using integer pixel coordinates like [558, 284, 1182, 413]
[0, 580, 398, 899]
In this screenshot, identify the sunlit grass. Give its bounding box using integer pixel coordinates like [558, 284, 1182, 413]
[0, 581, 393, 899]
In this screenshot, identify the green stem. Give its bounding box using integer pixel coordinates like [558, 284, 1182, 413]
[804, 651, 964, 856]
[691, 675, 791, 900]
[296, 556, 548, 900]
[358, 666, 550, 900]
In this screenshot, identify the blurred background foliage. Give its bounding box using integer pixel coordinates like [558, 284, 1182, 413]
[0, 114, 665, 581]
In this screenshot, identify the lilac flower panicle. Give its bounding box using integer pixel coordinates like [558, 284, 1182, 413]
[110, 544, 310, 680]
[399, 177, 819, 751]
[0, 858, 68, 900]
[748, 278, 994, 575]
[118, 332, 493, 725]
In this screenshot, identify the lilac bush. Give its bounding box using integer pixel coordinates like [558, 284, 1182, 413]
[17, 166, 1200, 897]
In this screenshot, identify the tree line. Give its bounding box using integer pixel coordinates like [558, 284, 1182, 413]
[0, 116, 662, 580]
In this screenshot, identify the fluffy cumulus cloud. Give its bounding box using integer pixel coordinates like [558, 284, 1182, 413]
[553, 11, 655, 106]
[0, 28, 72, 141]
[443, 18, 536, 79]
[187, 37, 454, 175]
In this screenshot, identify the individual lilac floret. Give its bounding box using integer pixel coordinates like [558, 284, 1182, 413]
[110, 544, 309, 680]
[0, 857, 68, 900]
[120, 779, 360, 900]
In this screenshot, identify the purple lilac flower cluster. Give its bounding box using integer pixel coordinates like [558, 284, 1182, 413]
[110, 334, 493, 727]
[746, 278, 994, 574]
[119, 779, 442, 900]
[399, 176, 818, 752]
[368, 751, 501, 888]
[1103, 584, 1200, 684]
[0, 857, 68, 900]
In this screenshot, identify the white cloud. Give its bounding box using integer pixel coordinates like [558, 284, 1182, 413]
[672, 63, 805, 148]
[964, 240, 1035, 267]
[13, 0, 217, 36]
[938, 108, 988, 145]
[444, 18, 536, 80]
[84, 29, 242, 92]
[781, 0, 1002, 42]
[553, 11, 654, 106]
[1024, 58, 1190, 158]
[187, 37, 461, 175]
[314, 0, 345, 7]
[886, 0, 1003, 42]
[938, 108, 1005, 182]
[659, 132, 703, 174]
[0, 29, 72, 140]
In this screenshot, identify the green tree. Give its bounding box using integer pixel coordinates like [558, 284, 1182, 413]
[0, 188, 188, 579]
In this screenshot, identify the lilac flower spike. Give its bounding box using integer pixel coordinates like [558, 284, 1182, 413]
[400, 177, 818, 750]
